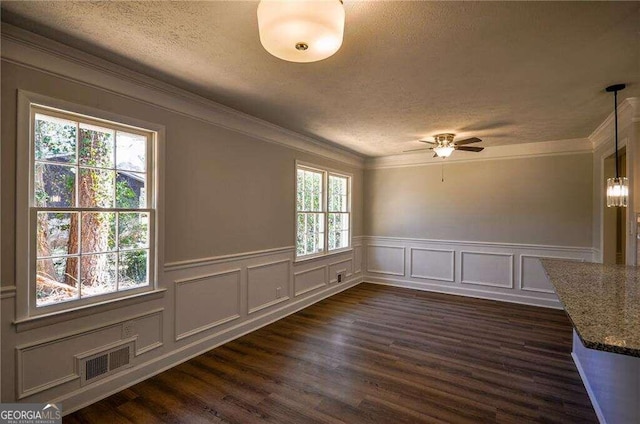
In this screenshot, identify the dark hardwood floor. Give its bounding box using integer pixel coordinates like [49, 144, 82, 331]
[65, 283, 597, 423]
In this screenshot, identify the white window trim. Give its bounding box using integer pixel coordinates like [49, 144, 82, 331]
[16, 90, 165, 321]
[295, 160, 352, 261]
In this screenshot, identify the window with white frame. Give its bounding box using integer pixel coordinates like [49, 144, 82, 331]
[296, 163, 350, 258]
[29, 105, 156, 311]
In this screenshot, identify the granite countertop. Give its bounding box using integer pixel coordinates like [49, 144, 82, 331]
[541, 259, 640, 357]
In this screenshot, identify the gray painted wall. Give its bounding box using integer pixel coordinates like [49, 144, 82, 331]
[0, 59, 365, 409]
[1, 61, 364, 285]
[364, 154, 593, 247]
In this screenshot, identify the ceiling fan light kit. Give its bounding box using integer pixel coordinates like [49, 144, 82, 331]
[404, 133, 485, 158]
[257, 0, 345, 63]
[433, 145, 455, 158]
[605, 83, 628, 208]
[433, 134, 456, 158]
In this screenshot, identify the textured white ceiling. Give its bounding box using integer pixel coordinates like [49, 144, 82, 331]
[2, 1, 639, 157]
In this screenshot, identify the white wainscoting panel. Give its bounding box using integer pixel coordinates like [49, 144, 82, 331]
[354, 245, 363, 274]
[329, 259, 353, 283]
[175, 269, 241, 341]
[520, 255, 583, 294]
[4, 243, 363, 412]
[294, 266, 327, 297]
[461, 251, 514, 289]
[247, 260, 291, 314]
[366, 245, 405, 276]
[15, 308, 165, 399]
[410, 248, 455, 282]
[17, 325, 123, 399]
[131, 310, 164, 356]
[362, 236, 595, 309]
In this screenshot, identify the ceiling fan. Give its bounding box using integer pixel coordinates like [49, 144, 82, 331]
[404, 133, 484, 158]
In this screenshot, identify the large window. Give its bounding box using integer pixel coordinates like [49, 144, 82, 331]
[29, 106, 156, 311]
[296, 163, 350, 258]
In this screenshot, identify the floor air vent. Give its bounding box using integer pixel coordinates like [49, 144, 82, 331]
[77, 340, 134, 386]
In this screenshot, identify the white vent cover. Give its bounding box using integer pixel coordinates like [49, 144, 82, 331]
[77, 340, 134, 386]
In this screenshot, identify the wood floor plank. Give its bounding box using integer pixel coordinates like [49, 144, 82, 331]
[65, 283, 597, 423]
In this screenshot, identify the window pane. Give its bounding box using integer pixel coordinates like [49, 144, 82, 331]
[116, 172, 146, 208]
[296, 170, 304, 211]
[296, 212, 325, 256]
[303, 171, 312, 211]
[296, 213, 306, 255]
[328, 213, 349, 250]
[37, 212, 79, 257]
[34, 163, 76, 207]
[79, 168, 115, 208]
[80, 253, 117, 298]
[79, 123, 114, 168]
[116, 131, 147, 172]
[313, 172, 322, 211]
[81, 212, 116, 253]
[36, 257, 78, 306]
[329, 175, 348, 212]
[328, 230, 336, 251]
[119, 249, 149, 289]
[119, 212, 149, 250]
[34, 114, 77, 164]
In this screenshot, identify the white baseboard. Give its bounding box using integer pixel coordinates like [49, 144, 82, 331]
[56, 276, 361, 415]
[572, 352, 607, 424]
[366, 277, 562, 309]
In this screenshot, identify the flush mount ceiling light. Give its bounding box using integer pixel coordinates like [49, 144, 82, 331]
[605, 83, 628, 208]
[257, 0, 345, 63]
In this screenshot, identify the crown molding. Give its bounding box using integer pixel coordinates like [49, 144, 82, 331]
[0, 24, 365, 168]
[589, 98, 638, 151]
[365, 138, 593, 170]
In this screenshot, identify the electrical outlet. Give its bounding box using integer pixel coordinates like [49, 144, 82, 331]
[122, 321, 136, 339]
[276, 287, 281, 298]
[337, 270, 346, 283]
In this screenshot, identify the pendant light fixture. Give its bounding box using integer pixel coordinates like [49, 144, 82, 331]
[257, 0, 345, 63]
[605, 84, 627, 208]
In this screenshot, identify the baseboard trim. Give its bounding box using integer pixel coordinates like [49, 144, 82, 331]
[365, 277, 562, 309]
[56, 276, 362, 415]
[572, 352, 607, 424]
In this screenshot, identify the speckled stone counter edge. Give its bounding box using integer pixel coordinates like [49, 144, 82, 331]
[541, 259, 640, 358]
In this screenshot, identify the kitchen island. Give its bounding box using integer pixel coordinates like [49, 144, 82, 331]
[542, 259, 640, 424]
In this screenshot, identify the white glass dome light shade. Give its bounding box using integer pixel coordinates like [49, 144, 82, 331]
[257, 0, 345, 63]
[433, 146, 455, 158]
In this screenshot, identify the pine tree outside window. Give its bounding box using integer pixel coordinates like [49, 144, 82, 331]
[27, 104, 157, 314]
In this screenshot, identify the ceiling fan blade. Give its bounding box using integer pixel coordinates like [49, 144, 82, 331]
[403, 147, 433, 153]
[433, 153, 439, 158]
[418, 140, 437, 145]
[455, 146, 484, 152]
[454, 137, 482, 146]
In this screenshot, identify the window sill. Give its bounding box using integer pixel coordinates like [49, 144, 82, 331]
[294, 247, 353, 264]
[13, 288, 166, 333]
